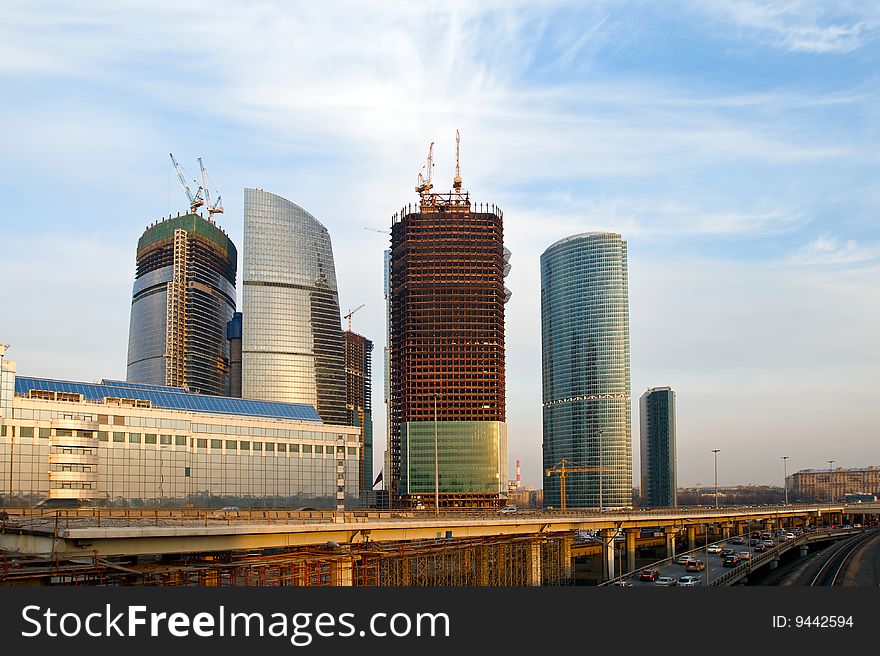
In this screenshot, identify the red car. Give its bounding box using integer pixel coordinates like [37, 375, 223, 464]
[639, 569, 660, 582]
[754, 543, 767, 553]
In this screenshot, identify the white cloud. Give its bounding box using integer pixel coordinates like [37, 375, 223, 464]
[791, 234, 880, 266]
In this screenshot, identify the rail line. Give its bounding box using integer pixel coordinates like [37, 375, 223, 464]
[809, 530, 878, 586]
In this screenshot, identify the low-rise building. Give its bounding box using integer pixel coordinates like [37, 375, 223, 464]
[787, 466, 880, 503]
[0, 359, 360, 509]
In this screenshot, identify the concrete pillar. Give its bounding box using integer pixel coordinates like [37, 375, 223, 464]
[734, 522, 745, 537]
[625, 528, 637, 573]
[722, 524, 731, 540]
[798, 546, 808, 557]
[332, 559, 353, 587]
[599, 529, 615, 580]
[687, 526, 697, 551]
[526, 540, 543, 586]
[664, 526, 676, 559]
[560, 537, 573, 581]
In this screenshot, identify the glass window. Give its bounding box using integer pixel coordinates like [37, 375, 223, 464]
[225, 440, 237, 450]
[175, 436, 186, 446]
[301, 444, 312, 454]
[314, 445, 323, 454]
[129, 433, 141, 443]
[277, 443, 287, 452]
[113, 432, 125, 443]
[19, 426, 34, 438]
[97, 431, 109, 442]
[196, 439, 207, 448]
[265, 442, 274, 451]
[145, 434, 157, 444]
[39, 427, 50, 439]
[348, 447, 357, 455]
[253, 442, 262, 451]
[160, 435, 172, 445]
[211, 439, 221, 449]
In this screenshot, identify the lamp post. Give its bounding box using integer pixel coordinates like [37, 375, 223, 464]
[827, 460, 834, 504]
[781, 456, 789, 505]
[711, 449, 720, 509]
[433, 392, 441, 516]
[0, 344, 9, 506]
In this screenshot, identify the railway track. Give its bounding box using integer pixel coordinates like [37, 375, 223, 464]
[809, 530, 879, 587]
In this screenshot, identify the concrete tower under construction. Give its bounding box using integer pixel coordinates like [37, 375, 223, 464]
[389, 135, 510, 509]
[126, 213, 237, 397]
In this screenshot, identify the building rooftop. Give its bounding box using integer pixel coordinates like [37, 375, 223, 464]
[14, 376, 322, 423]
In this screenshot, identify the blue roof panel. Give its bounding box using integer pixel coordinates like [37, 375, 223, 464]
[14, 377, 322, 423]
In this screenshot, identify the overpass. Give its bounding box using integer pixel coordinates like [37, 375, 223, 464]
[1, 504, 875, 586]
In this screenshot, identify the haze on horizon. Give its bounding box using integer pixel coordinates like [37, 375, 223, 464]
[1, 1, 878, 490]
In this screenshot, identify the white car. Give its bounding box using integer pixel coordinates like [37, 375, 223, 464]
[676, 555, 696, 565]
[500, 506, 517, 514]
[654, 576, 677, 586]
[678, 575, 701, 587]
[707, 544, 722, 554]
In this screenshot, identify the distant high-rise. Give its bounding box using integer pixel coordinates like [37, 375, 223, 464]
[241, 189, 347, 425]
[126, 213, 237, 396]
[344, 330, 373, 493]
[640, 386, 677, 508]
[389, 140, 510, 509]
[541, 232, 632, 509]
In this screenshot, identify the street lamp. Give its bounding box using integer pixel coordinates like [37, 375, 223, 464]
[0, 344, 9, 506]
[598, 429, 603, 512]
[711, 449, 721, 509]
[433, 392, 441, 516]
[827, 460, 834, 504]
[781, 456, 789, 505]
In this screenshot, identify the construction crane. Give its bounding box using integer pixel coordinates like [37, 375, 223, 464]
[170, 153, 204, 214]
[363, 227, 391, 235]
[415, 141, 434, 199]
[545, 459, 610, 512]
[344, 304, 366, 331]
[453, 129, 462, 191]
[198, 157, 224, 220]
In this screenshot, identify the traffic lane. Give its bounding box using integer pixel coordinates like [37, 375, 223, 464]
[629, 539, 777, 586]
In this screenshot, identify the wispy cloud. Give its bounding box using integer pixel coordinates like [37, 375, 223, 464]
[691, 1, 880, 53]
[790, 234, 880, 266]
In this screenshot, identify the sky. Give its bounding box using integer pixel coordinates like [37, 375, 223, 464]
[1, 1, 878, 489]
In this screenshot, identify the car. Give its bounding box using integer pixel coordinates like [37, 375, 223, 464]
[685, 560, 705, 572]
[730, 536, 745, 545]
[500, 505, 517, 514]
[220, 506, 240, 512]
[762, 539, 775, 547]
[753, 543, 767, 553]
[784, 532, 795, 540]
[748, 539, 760, 546]
[722, 555, 740, 567]
[678, 575, 701, 587]
[721, 548, 735, 557]
[707, 544, 722, 554]
[32, 498, 83, 509]
[676, 555, 696, 565]
[853, 524, 862, 529]
[737, 551, 751, 560]
[611, 580, 633, 587]
[842, 525, 852, 530]
[639, 569, 660, 582]
[654, 576, 677, 586]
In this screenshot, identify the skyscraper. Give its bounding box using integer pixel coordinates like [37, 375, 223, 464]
[126, 213, 237, 397]
[344, 330, 373, 494]
[241, 189, 347, 425]
[541, 232, 632, 509]
[389, 142, 510, 509]
[640, 386, 677, 508]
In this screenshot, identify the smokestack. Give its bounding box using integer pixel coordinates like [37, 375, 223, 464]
[516, 459, 521, 489]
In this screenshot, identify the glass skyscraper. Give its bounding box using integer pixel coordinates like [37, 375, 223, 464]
[640, 386, 677, 508]
[241, 189, 347, 426]
[541, 232, 632, 509]
[126, 213, 237, 397]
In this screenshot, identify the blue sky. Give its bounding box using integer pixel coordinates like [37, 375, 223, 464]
[1, 1, 878, 488]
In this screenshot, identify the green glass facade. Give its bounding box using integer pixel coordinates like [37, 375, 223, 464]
[541, 232, 632, 509]
[640, 386, 677, 508]
[400, 421, 506, 496]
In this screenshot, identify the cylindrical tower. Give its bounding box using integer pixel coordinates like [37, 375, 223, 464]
[241, 189, 347, 425]
[126, 213, 237, 397]
[541, 232, 632, 509]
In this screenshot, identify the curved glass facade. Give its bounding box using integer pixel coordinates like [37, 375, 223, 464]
[541, 232, 632, 509]
[126, 213, 237, 397]
[242, 189, 347, 425]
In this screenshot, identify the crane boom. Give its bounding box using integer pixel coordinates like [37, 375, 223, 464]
[170, 153, 204, 214]
[344, 304, 366, 331]
[197, 157, 224, 219]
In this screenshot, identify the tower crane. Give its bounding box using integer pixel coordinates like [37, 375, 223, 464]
[363, 227, 391, 235]
[453, 129, 462, 191]
[198, 157, 224, 220]
[545, 459, 610, 512]
[415, 141, 435, 199]
[170, 153, 204, 214]
[344, 304, 366, 331]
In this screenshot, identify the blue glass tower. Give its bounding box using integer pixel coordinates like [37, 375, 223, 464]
[541, 232, 632, 509]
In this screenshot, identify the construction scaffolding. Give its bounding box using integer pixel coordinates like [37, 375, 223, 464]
[164, 228, 189, 389]
[1, 533, 575, 587]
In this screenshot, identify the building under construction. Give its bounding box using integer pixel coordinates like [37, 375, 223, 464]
[344, 330, 373, 494]
[126, 212, 237, 397]
[389, 134, 511, 509]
